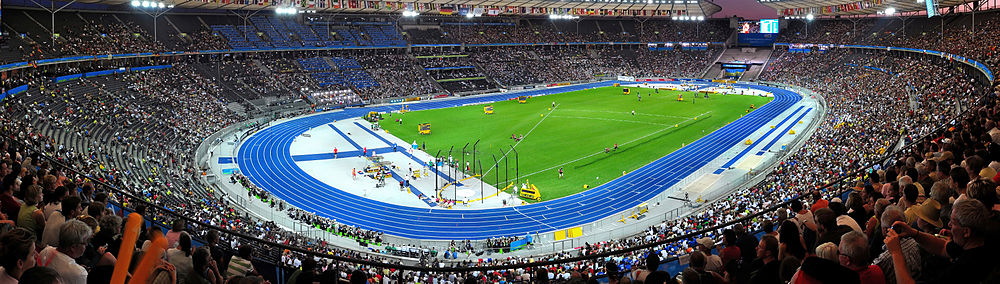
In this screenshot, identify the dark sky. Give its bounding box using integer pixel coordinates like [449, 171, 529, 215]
[710, 0, 778, 19]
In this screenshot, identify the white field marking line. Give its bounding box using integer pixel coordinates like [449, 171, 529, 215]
[555, 108, 696, 119]
[513, 206, 558, 230]
[547, 115, 678, 127]
[482, 103, 561, 177]
[496, 110, 712, 185]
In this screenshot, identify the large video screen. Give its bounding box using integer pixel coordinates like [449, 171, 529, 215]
[740, 19, 779, 34]
[760, 19, 779, 33]
[738, 21, 760, 33]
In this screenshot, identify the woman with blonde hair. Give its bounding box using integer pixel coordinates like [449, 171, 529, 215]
[815, 242, 839, 261]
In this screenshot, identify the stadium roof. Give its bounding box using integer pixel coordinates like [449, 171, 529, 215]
[74, 0, 721, 18]
[757, 0, 974, 16]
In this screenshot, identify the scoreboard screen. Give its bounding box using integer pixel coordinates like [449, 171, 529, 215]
[760, 19, 779, 33]
[738, 21, 760, 33]
[739, 19, 779, 34]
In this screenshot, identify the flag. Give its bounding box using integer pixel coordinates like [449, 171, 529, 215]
[439, 4, 454, 14]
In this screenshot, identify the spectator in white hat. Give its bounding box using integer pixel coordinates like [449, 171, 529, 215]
[695, 237, 723, 274]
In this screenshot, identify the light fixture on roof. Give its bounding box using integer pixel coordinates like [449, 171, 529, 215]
[884, 7, 896, 15]
[276, 7, 298, 15]
[131, 0, 140, 6]
[157, 2, 165, 8]
[549, 14, 579, 20]
[698, 15, 704, 21]
[805, 13, 814, 20]
[402, 10, 419, 17]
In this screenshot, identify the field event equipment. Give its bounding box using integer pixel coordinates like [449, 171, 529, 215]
[418, 123, 431, 135]
[519, 184, 541, 201]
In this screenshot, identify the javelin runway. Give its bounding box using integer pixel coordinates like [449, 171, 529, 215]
[236, 81, 801, 239]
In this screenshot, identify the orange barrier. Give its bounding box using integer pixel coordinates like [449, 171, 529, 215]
[130, 233, 167, 284]
[112, 213, 143, 284]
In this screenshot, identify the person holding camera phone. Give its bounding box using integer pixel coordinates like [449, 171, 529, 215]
[884, 199, 995, 284]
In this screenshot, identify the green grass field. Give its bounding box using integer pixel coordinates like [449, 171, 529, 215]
[381, 86, 772, 202]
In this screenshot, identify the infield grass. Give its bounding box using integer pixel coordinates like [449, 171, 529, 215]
[381, 86, 772, 202]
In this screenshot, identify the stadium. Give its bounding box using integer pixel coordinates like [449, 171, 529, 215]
[0, 0, 997, 281]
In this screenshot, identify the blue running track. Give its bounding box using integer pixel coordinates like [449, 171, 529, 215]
[236, 81, 801, 239]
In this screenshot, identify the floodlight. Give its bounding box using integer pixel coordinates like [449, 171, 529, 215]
[805, 13, 814, 20]
[698, 16, 704, 21]
[131, 0, 140, 6]
[158, 2, 165, 8]
[276, 7, 298, 14]
[885, 7, 896, 15]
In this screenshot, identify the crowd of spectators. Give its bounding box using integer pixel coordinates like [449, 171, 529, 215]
[353, 53, 444, 100]
[409, 19, 731, 45]
[1, 9, 1000, 284]
[468, 47, 722, 87]
[182, 30, 233, 51]
[0, 64, 417, 281]
[778, 11, 1000, 82]
[213, 60, 294, 99]
[637, 20, 731, 43]
[53, 16, 167, 57]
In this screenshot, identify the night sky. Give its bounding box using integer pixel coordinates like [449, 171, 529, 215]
[711, 0, 778, 19]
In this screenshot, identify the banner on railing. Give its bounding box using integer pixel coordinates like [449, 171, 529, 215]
[0, 85, 29, 102]
[508, 235, 533, 251]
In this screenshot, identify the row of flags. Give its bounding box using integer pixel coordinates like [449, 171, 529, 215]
[780, 0, 885, 15]
[203, 0, 689, 16]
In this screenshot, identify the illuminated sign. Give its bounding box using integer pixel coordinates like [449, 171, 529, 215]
[760, 19, 779, 33]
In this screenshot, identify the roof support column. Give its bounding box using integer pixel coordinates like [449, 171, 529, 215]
[30, 0, 78, 49]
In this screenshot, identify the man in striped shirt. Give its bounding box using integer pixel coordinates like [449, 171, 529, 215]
[226, 245, 256, 278]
